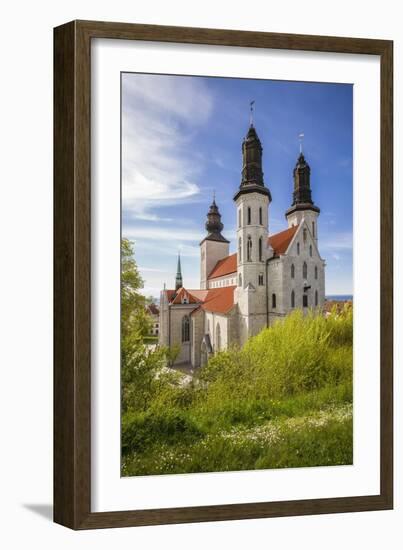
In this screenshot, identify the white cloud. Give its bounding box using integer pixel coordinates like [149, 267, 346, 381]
[321, 232, 353, 252]
[124, 226, 201, 243]
[122, 74, 214, 220]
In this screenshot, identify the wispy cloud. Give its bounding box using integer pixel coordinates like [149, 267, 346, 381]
[321, 232, 353, 252]
[124, 226, 201, 243]
[122, 74, 214, 220]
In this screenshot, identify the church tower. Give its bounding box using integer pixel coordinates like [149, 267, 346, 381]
[175, 252, 183, 291]
[200, 198, 229, 289]
[234, 121, 272, 343]
[286, 150, 320, 244]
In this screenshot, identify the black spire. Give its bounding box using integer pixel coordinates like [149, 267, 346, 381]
[201, 197, 230, 244]
[286, 152, 320, 216]
[175, 252, 183, 291]
[233, 123, 272, 202]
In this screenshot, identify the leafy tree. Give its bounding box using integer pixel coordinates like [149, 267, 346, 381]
[121, 238, 150, 340]
[121, 238, 180, 414]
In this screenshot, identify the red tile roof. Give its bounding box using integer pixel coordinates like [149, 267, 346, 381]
[165, 290, 176, 302]
[268, 224, 299, 256]
[146, 303, 159, 315]
[201, 286, 236, 314]
[164, 225, 298, 313]
[171, 287, 201, 304]
[164, 286, 235, 314]
[208, 253, 237, 279]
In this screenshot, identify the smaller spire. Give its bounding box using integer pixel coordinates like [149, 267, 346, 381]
[175, 252, 183, 291]
[201, 196, 229, 244]
[285, 148, 320, 217]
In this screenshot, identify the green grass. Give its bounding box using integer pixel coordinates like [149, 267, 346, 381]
[122, 401, 352, 476]
[122, 306, 353, 476]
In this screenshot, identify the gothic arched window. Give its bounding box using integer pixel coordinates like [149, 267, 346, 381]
[247, 236, 252, 262]
[303, 228, 307, 243]
[259, 207, 263, 225]
[259, 236, 263, 261]
[239, 273, 242, 287]
[272, 293, 276, 308]
[215, 323, 221, 352]
[303, 262, 308, 279]
[297, 242, 300, 255]
[238, 237, 242, 262]
[291, 263, 295, 279]
[312, 221, 315, 238]
[315, 265, 318, 280]
[315, 290, 319, 306]
[182, 316, 190, 342]
[291, 290, 295, 308]
[309, 245, 312, 257]
[238, 208, 241, 228]
[247, 207, 251, 225]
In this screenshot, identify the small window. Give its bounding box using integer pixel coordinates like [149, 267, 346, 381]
[238, 208, 241, 228]
[247, 207, 251, 225]
[259, 236, 263, 261]
[303, 294, 308, 308]
[258, 273, 264, 286]
[247, 235, 252, 262]
[309, 245, 313, 257]
[239, 273, 242, 287]
[182, 316, 190, 342]
[291, 290, 295, 308]
[315, 290, 318, 306]
[291, 263, 295, 279]
[272, 293, 276, 308]
[238, 237, 242, 262]
[297, 242, 300, 255]
[259, 207, 263, 225]
[303, 228, 307, 243]
[315, 265, 318, 280]
[303, 261, 308, 279]
[312, 221, 315, 238]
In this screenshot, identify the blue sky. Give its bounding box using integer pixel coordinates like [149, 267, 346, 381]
[122, 73, 353, 299]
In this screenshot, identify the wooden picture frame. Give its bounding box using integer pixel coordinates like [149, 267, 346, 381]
[54, 20, 393, 529]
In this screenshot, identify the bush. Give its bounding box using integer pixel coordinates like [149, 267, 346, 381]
[122, 410, 204, 456]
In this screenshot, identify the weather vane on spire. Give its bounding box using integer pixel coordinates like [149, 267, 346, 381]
[298, 132, 305, 154]
[250, 100, 255, 126]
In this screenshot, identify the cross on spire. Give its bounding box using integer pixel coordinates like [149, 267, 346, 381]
[249, 100, 255, 126]
[298, 132, 305, 154]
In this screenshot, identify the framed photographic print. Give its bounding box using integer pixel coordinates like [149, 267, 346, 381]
[54, 20, 393, 529]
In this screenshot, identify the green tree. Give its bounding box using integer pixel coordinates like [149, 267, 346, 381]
[121, 238, 179, 414]
[121, 238, 150, 340]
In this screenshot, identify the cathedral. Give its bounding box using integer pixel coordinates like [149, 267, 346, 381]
[159, 122, 326, 368]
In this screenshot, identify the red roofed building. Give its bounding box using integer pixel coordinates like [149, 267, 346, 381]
[159, 122, 325, 367]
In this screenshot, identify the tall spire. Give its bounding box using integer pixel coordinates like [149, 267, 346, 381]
[233, 111, 271, 202]
[200, 196, 230, 244]
[175, 252, 183, 291]
[286, 148, 320, 216]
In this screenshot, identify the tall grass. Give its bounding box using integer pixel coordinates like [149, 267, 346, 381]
[122, 305, 353, 476]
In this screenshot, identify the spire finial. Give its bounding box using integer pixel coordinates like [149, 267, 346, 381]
[298, 132, 305, 154]
[249, 100, 255, 126]
[213, 189, 216, 203]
